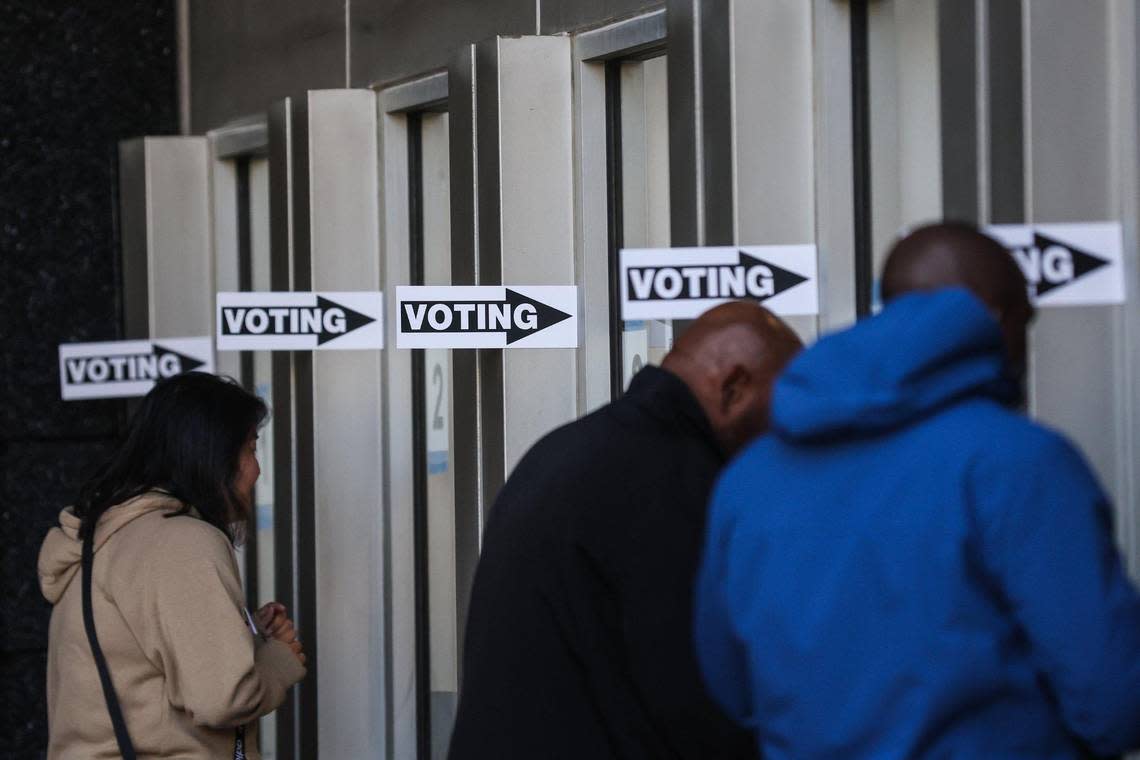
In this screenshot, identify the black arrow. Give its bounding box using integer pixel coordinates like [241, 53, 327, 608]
[153, 344, 206, 373]
[504, 289, 573, 344]
[400, 289, 572, 344]
[1032, 232, 1111, 297]
[738, 251, 809, 300]
[316, 295, 377, 345]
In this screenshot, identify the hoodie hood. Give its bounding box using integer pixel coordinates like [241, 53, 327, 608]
[38, 491, 184, 604]
[771, 288, 1020, 443]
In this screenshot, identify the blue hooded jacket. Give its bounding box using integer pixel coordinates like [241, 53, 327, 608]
[695, 288, 1140, 759]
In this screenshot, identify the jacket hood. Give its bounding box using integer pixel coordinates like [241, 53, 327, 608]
[771, 288, 1020, 442]
[38, 491, 183, 604]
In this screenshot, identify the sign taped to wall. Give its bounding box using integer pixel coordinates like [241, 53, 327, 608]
[986, 222, 1125, 307]
[216, 292, 384, 351]
[396, 286, 578, 349]
[59, 337, 214, 400]
[620, 245, 819, 320]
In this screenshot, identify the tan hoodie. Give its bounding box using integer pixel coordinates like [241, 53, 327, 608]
[38, 491, 305, 759]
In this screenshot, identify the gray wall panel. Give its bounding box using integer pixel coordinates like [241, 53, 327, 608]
[496, 37, 578, 474]
[666, 0, 699, 246]
[303, 90, 387, 757]
[937, 0, 978, 223]
[189, 1, 344, 132]
[192, 1, 660, 126]
[350, 0, 534, 88]
[987, 0, 1024, 225]
[540, 0, 662, 35]
[731, 0, 819, 341]
[119, 139, 150, 341]
[377, 96, 417, 760]
[118, 137, 213, 339]
[1026, 1, 1119, 498]
[867, 0, 943, 277]
[265, 98, 299, 759]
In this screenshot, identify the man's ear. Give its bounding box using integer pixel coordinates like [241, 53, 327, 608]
[720, 364, 750, 414]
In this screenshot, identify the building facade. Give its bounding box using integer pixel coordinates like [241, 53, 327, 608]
[12, 1, 1140, 758]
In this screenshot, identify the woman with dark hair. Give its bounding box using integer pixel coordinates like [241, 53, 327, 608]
[38, 372, 306, 759]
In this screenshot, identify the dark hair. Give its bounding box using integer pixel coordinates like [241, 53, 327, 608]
[75, 372, 268, 543]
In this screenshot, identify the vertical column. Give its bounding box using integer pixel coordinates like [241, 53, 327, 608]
[571, 43, 611, 413]
[378, 96, 417, 760]
[118, 137, 213, 340]
[420, 111, 460, 756]
[208, 152, 242, 381]
[986, 0, 1025, 225]
[495, 37, 577, 472]
[731, 0, 826, 338]
[289, 108, 318, 748]
[1115, 0, 1140, 574]
[266, 97, 301, 760]
[730, 2, 814, 250]
[298, 90, 387, 757]
[812, 0, 858, 330]
[1025, 1, 1127, 514]
[447, 44, 484, 677]
[666, 0, 733, 248]
[448, 35, 578, 594]
[868, 0, 943, 281]
[620, 57, 673, 381]
[377, 71, 452, 759]
[205, 138, 253, 604]
[667, 0, 855, 337]
[938, 1, 979, 223]
[247, 154, 280, 756]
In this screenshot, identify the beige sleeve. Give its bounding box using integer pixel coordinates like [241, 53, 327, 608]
[255, 637, 308, 705]
[139, 519, 306, 728]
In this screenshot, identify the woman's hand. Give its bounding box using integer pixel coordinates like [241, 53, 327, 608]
[256, 602, 306, 665]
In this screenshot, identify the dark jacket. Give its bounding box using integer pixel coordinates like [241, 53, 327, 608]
[449, 365, 758, 760]
[696, 288, 1140, 759]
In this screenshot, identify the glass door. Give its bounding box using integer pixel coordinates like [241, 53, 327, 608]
[608, 54, 671, 396]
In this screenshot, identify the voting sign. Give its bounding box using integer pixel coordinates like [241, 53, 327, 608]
[59, 337, 214, 400]
[396, 286, 578, 349]
[986, 223, 1125, 307]
[620, 246, 819, 320]
[216, 292, 384, 351]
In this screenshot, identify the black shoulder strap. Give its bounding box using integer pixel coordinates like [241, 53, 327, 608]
[82, 526, 138, 760]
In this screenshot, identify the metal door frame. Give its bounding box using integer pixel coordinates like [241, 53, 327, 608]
[378, 70, 450, 760]
[573, 10, 667, 412]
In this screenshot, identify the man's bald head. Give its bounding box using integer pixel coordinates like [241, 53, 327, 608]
[881, 222, 1034, 380]
[882, 222, 1027, 309]
[662, 301, 803, 455]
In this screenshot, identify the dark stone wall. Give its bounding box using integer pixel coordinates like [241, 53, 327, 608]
[0, 2, 177, 756]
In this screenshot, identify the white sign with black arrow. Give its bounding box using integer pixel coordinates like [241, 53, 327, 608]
[986, 222, 1125, 307]
[59, 337, 214, 400]
[620, 245, 819, 321]
[396, 286, 578, 349]
[216, 291, 384, 351]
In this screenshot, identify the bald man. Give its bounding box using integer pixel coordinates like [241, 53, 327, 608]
[696, 222, 1140, 759]
[448, 302, 802, 760]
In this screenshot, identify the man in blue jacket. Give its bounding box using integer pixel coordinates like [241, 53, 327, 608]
[695, 222, 1140, 759]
